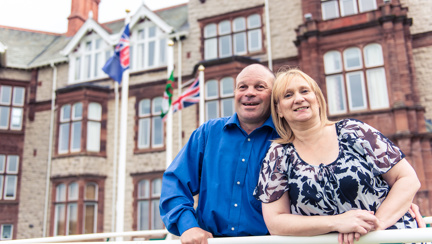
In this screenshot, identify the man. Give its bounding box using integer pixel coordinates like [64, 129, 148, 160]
[159, 64, 425, 244]
[159, 63, 277, 243]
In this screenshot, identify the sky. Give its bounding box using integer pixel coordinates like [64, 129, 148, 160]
[0, 0, 188, 33]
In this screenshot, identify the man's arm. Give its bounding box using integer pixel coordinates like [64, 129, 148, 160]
[159, 127, 205, 236]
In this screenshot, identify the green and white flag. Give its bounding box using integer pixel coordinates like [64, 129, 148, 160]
[161, 70, 174, 120]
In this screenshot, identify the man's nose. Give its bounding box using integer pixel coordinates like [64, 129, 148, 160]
[245, 87, 257, 96]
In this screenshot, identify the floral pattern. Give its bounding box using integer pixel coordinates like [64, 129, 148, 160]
[254, 119, 417, 229]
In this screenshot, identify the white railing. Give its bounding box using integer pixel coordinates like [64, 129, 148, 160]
[2, 217, 431, 244]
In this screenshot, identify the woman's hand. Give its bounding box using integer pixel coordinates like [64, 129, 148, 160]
[338, 232, 361, 244]
[334, 210, 378, 235]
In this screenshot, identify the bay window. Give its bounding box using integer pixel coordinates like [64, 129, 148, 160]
[324, 43, 389, 115]
[52, 179, 102, 236]
[58, 102, 103, 155]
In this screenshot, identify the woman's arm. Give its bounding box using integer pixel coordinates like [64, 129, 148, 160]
[262, 192, 378, 236]
[375, 158, 421, 230]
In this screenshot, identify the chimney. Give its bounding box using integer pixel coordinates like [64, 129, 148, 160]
[66, 0, 100, 37]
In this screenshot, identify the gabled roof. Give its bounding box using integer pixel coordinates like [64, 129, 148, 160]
[0, 27, 68, 69]
[130, 3, 174, 34]
[0, 3, 189, 70]
[60, 13, 113, 56]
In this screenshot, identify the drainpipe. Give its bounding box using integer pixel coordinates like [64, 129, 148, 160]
[43, 62, 57, 237]
[264, 0, 273, 71]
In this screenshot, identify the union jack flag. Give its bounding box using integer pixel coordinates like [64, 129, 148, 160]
[102, 24, 130, 83]
[172, 76, 200, 114]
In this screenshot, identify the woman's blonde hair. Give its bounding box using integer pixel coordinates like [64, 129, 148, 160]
[271, 67, 334, 144]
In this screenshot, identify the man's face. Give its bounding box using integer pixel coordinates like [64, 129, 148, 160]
[234, 64, 274, 129]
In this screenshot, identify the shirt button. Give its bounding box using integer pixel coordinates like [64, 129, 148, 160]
[234, 203, 238, 207]
[242, 158, 245, 162]
[231, 227, 235, 231]
[237, 181, 240, 185]
[247, 138, 251, 141]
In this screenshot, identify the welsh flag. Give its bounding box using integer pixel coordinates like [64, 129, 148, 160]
[161, 70, 174, 120]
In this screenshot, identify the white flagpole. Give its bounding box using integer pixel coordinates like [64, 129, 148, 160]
[112, 81, 119, 233]
[166, 40, 174, 169]
[116, 9, 130, 241]
[264, 0, 273, 71]
[198, 65, 205, 126]
[177, 36, 183, 151]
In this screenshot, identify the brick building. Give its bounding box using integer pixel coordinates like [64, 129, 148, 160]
[0, 0, 431, 240]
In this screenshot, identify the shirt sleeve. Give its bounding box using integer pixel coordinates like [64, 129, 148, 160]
[349, 119, 405, 175]
[159, 125, 206, 236]
[253, 142, 290, 203]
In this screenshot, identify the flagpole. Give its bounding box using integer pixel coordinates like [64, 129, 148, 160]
[198, 65, 205, 126]
[264, 0, 273, 71]
[112, 81, 119, 233]
[166, 40, 174, 169]
[116, 9, 130, 241]
[177, 36, 183, 151]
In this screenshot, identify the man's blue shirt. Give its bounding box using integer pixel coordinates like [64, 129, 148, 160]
[159, 114, 278, 237]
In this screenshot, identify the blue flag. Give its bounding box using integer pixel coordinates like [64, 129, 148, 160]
[102, 24, 130, 83]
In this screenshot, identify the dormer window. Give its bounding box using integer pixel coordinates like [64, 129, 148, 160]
[69, 33, 111, 83]
[130, 22, 167, 71]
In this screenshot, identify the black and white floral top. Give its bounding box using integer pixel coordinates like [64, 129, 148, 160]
[254, 119, 417, 229]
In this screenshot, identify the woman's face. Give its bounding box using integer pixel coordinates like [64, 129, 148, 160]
[276, 76, 320, 124]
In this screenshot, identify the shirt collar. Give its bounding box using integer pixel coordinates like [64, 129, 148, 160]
[224, 113, 276, 132]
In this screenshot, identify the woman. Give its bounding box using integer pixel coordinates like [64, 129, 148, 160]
[253, 68, 421, 244]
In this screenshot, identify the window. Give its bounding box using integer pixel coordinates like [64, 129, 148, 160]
[58, 102, 102, 154]
[87, 103, 102, 152]
[203, 13, 263, 60]
[321, 0, 377, 20]
[0, 155, 19, 200]
[138, 97, 164, 149]
[205, 77, 235, 121]
[53, 180, 101, 236]
[70, 34, 111, 83]
[83, 183, 98, 234]
[130, 23, 167, 71]
[324, 43, 389, 115]
[0, 85, 25, 130]
[1, 224, 13, 240]
[136, 176, 163, 230]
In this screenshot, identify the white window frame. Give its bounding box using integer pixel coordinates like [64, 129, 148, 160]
[0, 85, 25, 131]
[69, 34, 110, 84]
[346, 71, 367, 111]
[0, 155, 19, 200]
[137, 177, 163, 231]
[83, 182, 98, 234]
[86, 103, 102, 152]
[324, 43, 388, 115]
[326, 74, 347, 115]
[1, 224, 13, 240]
[203, 13, 263, 60]
[205, 77, 235, 121]
[137, 97, 164, 149]
[131, 22, 168, 71]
